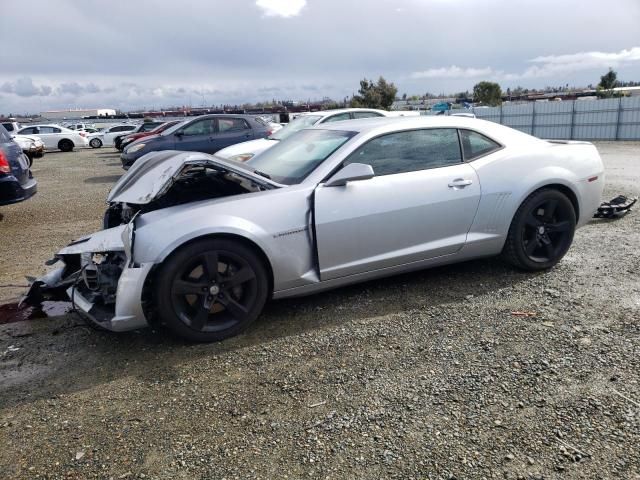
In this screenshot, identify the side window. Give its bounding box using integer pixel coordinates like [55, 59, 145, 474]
[52, 127, 61, 133]
[182, 119, 216, 136]
[322, 113, 351, 123]
[111, 126, 126, 132]
[459, 129, 501, 160]
[18, 127, 38, 135]
[2, 123, 14, 132]
[217, 118, 250, 133]
[352, 111, 384, 119]
[344, 128, 462, 176]
[0, 126, 10, 142]
[38, 127, 55, 134]
[124, 125, 137, 132]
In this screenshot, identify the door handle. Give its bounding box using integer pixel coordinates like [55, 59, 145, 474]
[448, 178, 473, 188]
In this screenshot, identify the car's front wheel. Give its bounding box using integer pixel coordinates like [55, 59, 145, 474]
[155, 238, 269, 342]
[502, 189, 576, 271]
[89, 138, 102, 148]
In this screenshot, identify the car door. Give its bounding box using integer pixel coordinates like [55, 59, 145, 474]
[209, 118, 254, 153]
[173, 118, 217, 152]
[314, 128, 481, 281]
[33, 126, 57, 149]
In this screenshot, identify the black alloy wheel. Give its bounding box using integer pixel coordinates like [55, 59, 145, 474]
[503, 189, 576, 271]
[156, 238, 268, 342]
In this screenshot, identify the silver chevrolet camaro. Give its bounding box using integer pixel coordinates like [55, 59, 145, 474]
[26, 116, 604, 341]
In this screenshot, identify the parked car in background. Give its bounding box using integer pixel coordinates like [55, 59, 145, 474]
[117, 120, 182, 152]
[0, 125, 36, 206]
[17, 124, 88, 152]
[120, 115, 271, 169]
[215, 108, 389, 162]
[1, 122, 45, 164]
[28, 116, 605, 341]
[114, 122, 165, 150]
[87, 124, 139, 148]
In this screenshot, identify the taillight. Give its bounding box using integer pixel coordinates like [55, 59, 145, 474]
[266, 128, 274, 136]
[0, 150, 11, 174]
[79, 132, 86, 137]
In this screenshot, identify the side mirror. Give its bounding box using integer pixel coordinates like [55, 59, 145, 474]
[325, 163, 374, 187]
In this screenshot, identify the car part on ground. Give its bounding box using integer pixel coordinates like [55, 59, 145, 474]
[593, 195, 637, 218]
[25, 116, 604, 342]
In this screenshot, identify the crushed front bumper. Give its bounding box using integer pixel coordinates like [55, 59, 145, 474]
[66, 262, 154, 331]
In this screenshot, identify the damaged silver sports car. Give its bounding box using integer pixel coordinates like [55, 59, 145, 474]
[25, 116, 605, 341]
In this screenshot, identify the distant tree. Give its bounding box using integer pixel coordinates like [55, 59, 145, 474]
[472, 81, 502, 106]
[350, 76, 398, 110]
[597, 68, 618, 97]
[599, 68, 618, 90]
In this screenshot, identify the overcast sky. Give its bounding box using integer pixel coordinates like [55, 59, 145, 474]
[1, 0, 640, 114]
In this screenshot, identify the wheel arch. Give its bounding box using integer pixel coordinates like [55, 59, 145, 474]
[58, 138, 75, 148]
[520, 182, 580, 223]
[144, 232, 275, 299]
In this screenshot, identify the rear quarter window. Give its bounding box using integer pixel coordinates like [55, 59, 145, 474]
[459, 129, 501, 160]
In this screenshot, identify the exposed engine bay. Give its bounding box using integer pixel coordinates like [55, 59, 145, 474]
[104, 166, 265, 228]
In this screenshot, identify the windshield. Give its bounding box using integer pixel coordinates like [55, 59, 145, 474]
[161, 120, 188, 136]
[269, 115, 322, 141]
[247, 129, 356, 185]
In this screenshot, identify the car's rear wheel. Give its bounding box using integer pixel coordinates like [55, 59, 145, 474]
[155, 238, 269, 342]
[89, 138, 102, 148]
[58, 139, 74, 152]
[502, 189, 576, 271]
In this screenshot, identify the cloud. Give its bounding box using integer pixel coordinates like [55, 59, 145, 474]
[0, 77, 52, 97]
[411, 66, 495, 79]
[410, 47, 640, 82]
[256, 0, 306, 17]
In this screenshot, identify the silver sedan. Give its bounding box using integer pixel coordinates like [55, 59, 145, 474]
[27, 116, 604, 341]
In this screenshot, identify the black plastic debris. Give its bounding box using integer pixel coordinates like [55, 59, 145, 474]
[593, 195, 637, 219]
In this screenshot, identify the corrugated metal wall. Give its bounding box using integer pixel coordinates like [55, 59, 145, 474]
[468, 97, 640, 140]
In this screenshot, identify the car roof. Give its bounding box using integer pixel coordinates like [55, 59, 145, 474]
[312, 115, 542, 145]
[298, 108, 388, 118]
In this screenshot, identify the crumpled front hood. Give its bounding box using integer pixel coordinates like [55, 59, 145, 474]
[58, 225, 126, 255]
[106, 150, 282, 205]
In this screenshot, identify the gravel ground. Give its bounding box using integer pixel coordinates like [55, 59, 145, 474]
[0, 143, 638, 479]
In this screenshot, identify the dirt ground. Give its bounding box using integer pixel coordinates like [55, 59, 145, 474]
[0, 144, 638, 479]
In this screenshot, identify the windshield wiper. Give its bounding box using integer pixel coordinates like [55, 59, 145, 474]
[253, 169, 272, 180]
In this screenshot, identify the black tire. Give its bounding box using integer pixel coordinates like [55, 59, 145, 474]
[26, 154, 33, 167]
[502, 189, 576, 271]
[89, 138, 102, 148]
[155, 238, 269, 342]
[59, 139, 74, 152]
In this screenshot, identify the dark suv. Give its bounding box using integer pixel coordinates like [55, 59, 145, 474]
[0, 125, 37, 206]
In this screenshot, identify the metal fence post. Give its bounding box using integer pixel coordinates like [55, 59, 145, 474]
[569, 100, 576, 140]
[614, 97, 622, 140]
[531, 102, 536, 136]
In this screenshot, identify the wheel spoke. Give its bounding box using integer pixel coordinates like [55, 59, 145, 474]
[190, 303, 210, 330]
[525, 211, 542, 228]
[544, 241, 555, 259]
[173, 278, 208, 296]
[548, 220, 571, 232]
[202, 252, 219, 282]
[223, 267, 255, 289]
[542, 200, 558, 221]
[525, 239, 539, 255]
[218, 295, 249, 320]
